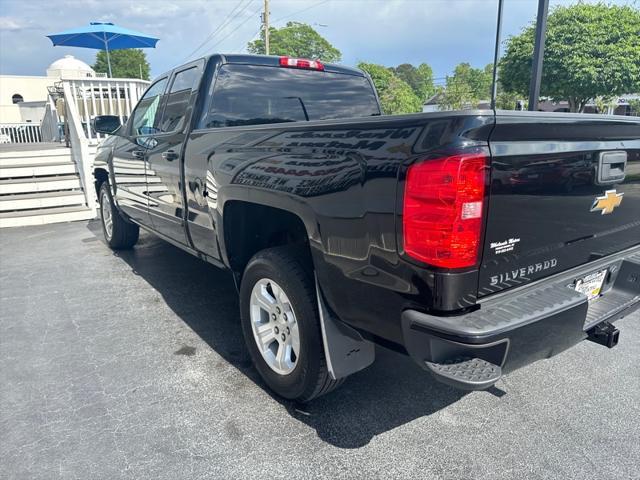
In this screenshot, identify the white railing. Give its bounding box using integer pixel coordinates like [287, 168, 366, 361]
[61, 78, 149, 145]
[0, 123, 42, 144]
[59, 77, 149, 216]
[62, 81, 94, 213]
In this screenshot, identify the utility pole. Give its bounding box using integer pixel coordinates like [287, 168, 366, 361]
[490, 0, 504, 110]
[528, 0, 549, 111]
[263, 0, 270, 55]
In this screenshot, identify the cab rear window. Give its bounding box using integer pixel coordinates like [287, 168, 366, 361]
[200, 64, 380, 129]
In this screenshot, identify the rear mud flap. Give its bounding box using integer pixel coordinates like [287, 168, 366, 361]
[315, 277, 375, 380]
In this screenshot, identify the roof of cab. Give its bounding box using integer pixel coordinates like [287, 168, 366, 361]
[151, 54, 367, 84]
[213, 53, 366, 77]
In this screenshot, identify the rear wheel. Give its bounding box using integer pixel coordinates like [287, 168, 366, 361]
[99, 182, 139, 250]
[240, 247, 343, 402]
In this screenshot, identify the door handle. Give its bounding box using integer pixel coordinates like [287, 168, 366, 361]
[162, 150, 179, 161]
[132, 150, 145, 159]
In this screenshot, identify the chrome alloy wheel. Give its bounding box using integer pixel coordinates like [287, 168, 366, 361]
[249, 278, 300, 375]
[100, 190, 113, 240]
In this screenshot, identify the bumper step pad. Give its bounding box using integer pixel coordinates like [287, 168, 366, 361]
[425, 357, 502, 390]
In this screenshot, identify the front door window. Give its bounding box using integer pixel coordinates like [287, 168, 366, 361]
[130, 77, 168, 136]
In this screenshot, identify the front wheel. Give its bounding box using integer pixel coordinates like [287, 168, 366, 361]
[99, 182, 139, 250]
[239, 247, 343, 402]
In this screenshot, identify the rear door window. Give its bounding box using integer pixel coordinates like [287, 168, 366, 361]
[159, 65, 202, 133]
[201, 64, 380, 129]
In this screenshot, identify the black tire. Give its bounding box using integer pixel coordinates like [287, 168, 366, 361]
[99, 181, 139, 250]
[240, 247, 343, 402]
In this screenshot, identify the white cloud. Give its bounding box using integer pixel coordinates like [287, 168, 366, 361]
[125, 2, 182, 19]
[0, 16, 31, 31]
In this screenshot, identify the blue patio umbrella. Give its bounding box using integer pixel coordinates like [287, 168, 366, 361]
[47, 22, 159, 78]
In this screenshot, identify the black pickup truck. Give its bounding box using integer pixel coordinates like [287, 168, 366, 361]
[93, 54, 640, 401]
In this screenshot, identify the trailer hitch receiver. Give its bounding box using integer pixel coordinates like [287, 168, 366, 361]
[587, 321, 620, 349]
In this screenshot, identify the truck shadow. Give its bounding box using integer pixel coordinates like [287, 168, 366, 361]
[87, 222, 469, 449]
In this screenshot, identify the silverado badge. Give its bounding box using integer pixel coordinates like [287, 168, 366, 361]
[591, 189, 623, 215]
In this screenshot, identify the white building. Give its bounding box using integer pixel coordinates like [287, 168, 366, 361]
[0, 55, 99, 123]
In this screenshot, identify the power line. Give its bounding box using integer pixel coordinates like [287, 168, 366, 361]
[233, 27, 262, 53]
[191, 0, 252, 55]
[271, 0, 331, 25]
[199, 0, 257, 57]
[207, 4, 264, 52]
[183, 0, 248, 60]
[183, 0, 255, 61]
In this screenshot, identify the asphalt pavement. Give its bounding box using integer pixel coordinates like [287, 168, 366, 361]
[1, 221, 639, 480]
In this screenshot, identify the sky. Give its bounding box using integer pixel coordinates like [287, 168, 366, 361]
[0, 0, 637, 83]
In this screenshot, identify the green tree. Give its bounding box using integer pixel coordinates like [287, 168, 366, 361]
[500, 3, 640, 112]
[394, 63, 435, 102]
[629, 99, 640, 116]
[495, 91, 522, 110]
[439, 63, 492, 110]
[358, 62, 423, 115]
[594, 96, 618, 114]
[247, 22, 341, 62]
[93, 49, 150, 79]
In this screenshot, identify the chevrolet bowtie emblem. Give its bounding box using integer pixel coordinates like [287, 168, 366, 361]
[591, 189, 624, 215]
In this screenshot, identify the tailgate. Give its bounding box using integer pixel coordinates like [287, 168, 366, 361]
[479, 113, 640, 296]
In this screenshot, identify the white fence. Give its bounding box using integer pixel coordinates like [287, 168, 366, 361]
[0, 77, 149, 221]
[61, 78, 149, 145]
[0, 123, 42, 144]
[62, 81, 94, 213]
[60, 77, 149, 216]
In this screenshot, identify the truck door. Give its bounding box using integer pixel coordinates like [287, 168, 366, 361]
[145, 61, 204, 245]
[112, 76, 168, 226]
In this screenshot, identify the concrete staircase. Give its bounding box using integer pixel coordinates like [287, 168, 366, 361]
[0, 147, 95, 228]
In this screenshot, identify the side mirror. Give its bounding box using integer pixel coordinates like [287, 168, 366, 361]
[94, 115, 122, 135]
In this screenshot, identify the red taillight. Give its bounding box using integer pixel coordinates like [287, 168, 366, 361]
[279, 56, 324, 71]
[402, 152, 487, 269]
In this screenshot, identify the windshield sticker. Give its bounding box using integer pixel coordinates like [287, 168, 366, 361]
[490, 238, 521, 255]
